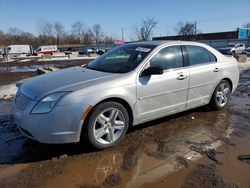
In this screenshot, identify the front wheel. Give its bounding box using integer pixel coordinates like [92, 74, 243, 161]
[232, 51, 236, 57]
[209, 80, 231, 110]
[86, 102, 129, 149]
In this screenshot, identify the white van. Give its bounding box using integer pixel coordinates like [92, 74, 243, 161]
[8, 45, 33, 55]
[35, 45, 58, 55]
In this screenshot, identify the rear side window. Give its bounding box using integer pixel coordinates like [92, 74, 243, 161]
[150, 46, 183, 70]
[186, 45, 216, 66]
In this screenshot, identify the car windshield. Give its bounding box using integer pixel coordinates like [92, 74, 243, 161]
[227, 44, 235, 47]
[86, 44, 156, 73]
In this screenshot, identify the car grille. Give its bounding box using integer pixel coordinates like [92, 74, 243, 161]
[14, 91, 32, 111]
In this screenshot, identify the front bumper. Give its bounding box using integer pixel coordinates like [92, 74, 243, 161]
[13, 100, 89, 144]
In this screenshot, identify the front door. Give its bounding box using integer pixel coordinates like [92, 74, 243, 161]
[136, 45, 189, 121]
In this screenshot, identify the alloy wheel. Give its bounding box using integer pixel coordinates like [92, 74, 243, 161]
[93, 108, 126, 145]
[215, 82, 231, 107]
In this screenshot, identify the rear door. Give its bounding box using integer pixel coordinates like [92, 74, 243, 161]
[185, 45, 221, 108]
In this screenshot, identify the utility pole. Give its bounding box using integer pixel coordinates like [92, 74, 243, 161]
[194, 21, 197, 40]
[122, 28, 124, 41]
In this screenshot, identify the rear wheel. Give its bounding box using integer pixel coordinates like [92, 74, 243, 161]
[86, 102, 129, 149]
[209, 80, 231, 110]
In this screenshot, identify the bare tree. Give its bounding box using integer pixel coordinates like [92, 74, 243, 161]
[1, 28, 38, 46]
[0, 30, 6, 46]
[71, 21, 86, 44]
[54, 22, 65, 45]
[6, 28, 25, 44]
[103, 35, 114, 44]
[134, 17, 158, 41]
[243, 22, 250, 28]
[175, 21, 196, 36]
[8, 27, 22, 36]
[92, 24, 104, 44]
[83, 29, 94, 45]
[1, 20, 119, 47]
[62, 34, 79, 44]
[37, 20, 55, 44]
[37, 20, 54, 37]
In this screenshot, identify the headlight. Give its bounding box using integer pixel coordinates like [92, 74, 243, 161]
[31, 92, 70, 114]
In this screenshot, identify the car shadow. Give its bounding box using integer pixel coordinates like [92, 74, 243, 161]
[128, 105, 212, 133]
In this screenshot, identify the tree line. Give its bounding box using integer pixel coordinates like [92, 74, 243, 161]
[0, 18, 249, 48]
[0, 17, 159, 48]
[0, 20, 114, 48]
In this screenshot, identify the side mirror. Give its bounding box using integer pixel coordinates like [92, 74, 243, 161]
[142, 66, 163, 76]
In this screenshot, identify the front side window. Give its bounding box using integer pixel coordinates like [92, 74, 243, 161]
[150, 46, 183, 70]
[186, 45, 216, 66]
[86, 44, 156, 73]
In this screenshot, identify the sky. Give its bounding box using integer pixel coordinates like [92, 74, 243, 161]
[0, 0, 250, 41]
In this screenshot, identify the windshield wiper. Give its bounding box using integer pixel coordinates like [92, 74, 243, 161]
[85, 65, 103, 72]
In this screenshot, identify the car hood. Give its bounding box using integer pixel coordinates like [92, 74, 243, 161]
[20, 66, 117, 100]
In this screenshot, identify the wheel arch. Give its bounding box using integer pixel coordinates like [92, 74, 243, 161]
[81, 97, 134, 131]
[221, 77, 233, 90]
[79, 96, 134, 142]
[209, 77, 233, 103]
[96, 97, 134, 126]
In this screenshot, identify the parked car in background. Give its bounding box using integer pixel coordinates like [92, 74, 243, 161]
[246, 47, 250, 56]
[34, 45, 58, 55]
[13, 41, 239, 149]
[0, 48, 3, 58]
[79, 48, 96, 56]
[95, 48, 106, 55]
[219, 43, 245, 56]
[8, 45, 33, 56]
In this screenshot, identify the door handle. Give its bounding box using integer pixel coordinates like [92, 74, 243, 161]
[213, 68, 220, 72]
[177, 74, 188, 80]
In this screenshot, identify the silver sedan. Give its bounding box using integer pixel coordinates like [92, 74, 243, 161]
[13, 41, 239, 149]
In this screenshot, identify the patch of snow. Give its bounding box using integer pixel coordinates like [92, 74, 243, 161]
[19, 59, 32, 62]
[0, 84, 17, 99]
[0, 59, 15, 63]
[238, 59, 250, 72]
[37, 56, 96, 62]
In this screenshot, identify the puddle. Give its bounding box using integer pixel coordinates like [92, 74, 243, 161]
[0, 164, 29, 179]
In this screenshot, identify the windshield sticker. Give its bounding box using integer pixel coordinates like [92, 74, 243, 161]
[135, 47, 151, 53]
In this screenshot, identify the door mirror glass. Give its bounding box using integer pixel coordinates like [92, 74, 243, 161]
[142, 66, 163, 76]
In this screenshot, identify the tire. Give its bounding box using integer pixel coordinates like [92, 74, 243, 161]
[209, 80, 231, 110]
[85, 101, 129, 149]
[232, 51, 236, 57]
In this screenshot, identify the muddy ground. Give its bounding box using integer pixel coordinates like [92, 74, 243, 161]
[0, 59, 250, 188]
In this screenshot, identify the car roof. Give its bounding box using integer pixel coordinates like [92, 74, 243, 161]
[126, 40, 209, 47]
[126, 40, 227, 60]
